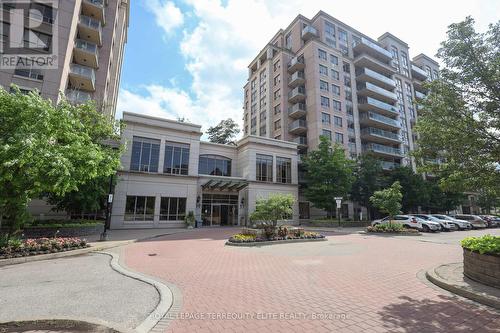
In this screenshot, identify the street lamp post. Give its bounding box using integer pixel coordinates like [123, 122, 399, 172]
[99, 139, 120, 242]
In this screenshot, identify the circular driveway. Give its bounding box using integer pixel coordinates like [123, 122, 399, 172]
[124, 228, 500, 333]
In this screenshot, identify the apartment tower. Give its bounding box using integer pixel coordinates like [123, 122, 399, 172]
[0, 0, 129, 118]
[243, 11, 439, 218]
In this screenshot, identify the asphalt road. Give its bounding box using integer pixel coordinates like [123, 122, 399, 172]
[0, 252, 159, 330]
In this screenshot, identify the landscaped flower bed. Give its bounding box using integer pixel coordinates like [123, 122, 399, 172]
[228, 225, 325, 244]
[0, 237, 89, 259]
[366, 223, 419, 234]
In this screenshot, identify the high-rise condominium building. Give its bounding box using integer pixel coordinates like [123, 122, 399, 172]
[0, 0, 129, 118]
[243, 11, 439, 218]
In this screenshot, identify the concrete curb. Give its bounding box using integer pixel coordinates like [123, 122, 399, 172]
[426, 263, 500, 310]
[0, 316, 133, 333]
[359, 231, 422, 236]
[225, 237, 327, 247]
[97, 251, 176, 333]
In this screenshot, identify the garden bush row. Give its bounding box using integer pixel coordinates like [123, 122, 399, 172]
[0, 237, 89, 259]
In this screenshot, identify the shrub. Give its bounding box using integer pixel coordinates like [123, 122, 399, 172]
[184, 211, 195, 228]
[367, 223, 417, 233]
[230, 234, 256, 242]
[461, 235, 500, 255]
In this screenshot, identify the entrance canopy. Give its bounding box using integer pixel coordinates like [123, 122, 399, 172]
[201, 179, 248, 191]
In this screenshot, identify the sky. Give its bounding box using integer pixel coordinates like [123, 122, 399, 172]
[116, 0, 499, 134]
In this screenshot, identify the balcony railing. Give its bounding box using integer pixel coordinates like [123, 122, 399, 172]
[288, 86, 306, 102]
[289, 119, 307, 132]
[357, 82, 397, 102]
[288, 102, 306, 118]
[355, 67, 396, 89]
[415, 91, 426, 99]
[292, 136, 308, 146]
[380, 161, 399, 170]
[75, 39, 98, 54]
[302, 25, 318, 40]
[353, 37, 393, 61]
[363, 143, 402, 156]
[79, 15, 101, 30]
[65, 89, 92, 104]
[69, 63, 96, 81]
[411, 64, 428, 80]
[361, 127, 400, 141]
[357, 96, 398, 115]
[287, 56, 305, 73]
[360, 112, 400, 128]
[288, 71, 305, 87]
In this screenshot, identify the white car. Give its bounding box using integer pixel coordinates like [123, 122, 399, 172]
[371, 215, 439, 232]
[431, 214, 472, 230]
[411, 214, 458, 231]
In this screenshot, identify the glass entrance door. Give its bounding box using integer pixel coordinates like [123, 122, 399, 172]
[212, 205, 221, 226]
[201, 194, 239, 226]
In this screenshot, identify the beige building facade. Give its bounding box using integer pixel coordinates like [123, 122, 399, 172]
[242, 11, 439, 219]
[110, 112, 300, 229]
[0, 0, 129, 118]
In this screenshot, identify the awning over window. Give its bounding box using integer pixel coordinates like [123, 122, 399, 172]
[201, 179, 248, 191]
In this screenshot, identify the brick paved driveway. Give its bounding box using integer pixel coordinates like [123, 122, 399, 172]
[124, 228, 500, 333]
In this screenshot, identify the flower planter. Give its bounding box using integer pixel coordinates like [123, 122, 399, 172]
[463, 248, 500, 289]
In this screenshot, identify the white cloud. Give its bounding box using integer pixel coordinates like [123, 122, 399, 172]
[118, 0, 499, 135]
[145, 0, 184, 35]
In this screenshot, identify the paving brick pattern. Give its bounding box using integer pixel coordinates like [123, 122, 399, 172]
[124, 229, 500, 332]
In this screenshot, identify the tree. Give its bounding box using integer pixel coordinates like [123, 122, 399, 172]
[350, 153, 385, 220]
[302, 136, 355, 217]
[206, 118, 240, 145]
[477, 190, 500, 213]
[370, 181, 403, 223]
[421, 179, 465, 214]
[0, 87, 121, 238]
[384, 166, 429, 213]
[413, 17, 500, 194]
[250, 193, 294, 228]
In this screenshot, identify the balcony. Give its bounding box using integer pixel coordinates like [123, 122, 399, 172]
[81, 0, 105, 24]
[360, 112, 400, 130]
[288, 86, 306, 103]
[287, 56, 305, 73]
[415, 91, 426, 100]
[357, 96, 398, 116]
[355, 67, 396, 90]
[73, 39, 99, 68]
[353, 37, 393, 62]
[302, 25, 318, 40]
[292, 136, 308, 148]
[361, 127, 400, 144]
[354, 54, 394, 76]
[380, 161, 399, 170]
[289, 119, 307, 134]
[356, 82, 397, 103]
[65, 89, 92, 104]
[68, 64, 96, 91]
[288, 103, 306, 118]
[288, 71, 305, 87]
[413, 79, 426, 93]
[363, 143, 402, 157]
[78, 15, 102, 46]
[411, 64, 427, 81]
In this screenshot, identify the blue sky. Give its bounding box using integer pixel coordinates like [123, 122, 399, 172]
[116, 0, 499, 134]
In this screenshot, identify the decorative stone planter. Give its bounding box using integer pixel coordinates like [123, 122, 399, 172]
[463, 248, 500, 289]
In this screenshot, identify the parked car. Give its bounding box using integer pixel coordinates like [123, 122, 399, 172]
[431, 214, 472, 230]
[479, 215, 500, 227]
[452, 214, 487, 229]
[372, 215, 440, 232]
[410, 214, 458, 231]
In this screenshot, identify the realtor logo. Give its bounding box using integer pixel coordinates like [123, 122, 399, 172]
[0, 0, 58, 69]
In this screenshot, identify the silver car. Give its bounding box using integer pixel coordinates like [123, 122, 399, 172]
[431, 214, 472, 230]
[411, 214, 458, 231]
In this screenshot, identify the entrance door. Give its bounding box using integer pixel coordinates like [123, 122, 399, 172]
[211, 205, 221, 226]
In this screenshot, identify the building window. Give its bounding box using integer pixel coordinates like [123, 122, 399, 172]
[274, 104, 281, 114]
[125, 196, 155, 221]
[318, 48, 327, 61]
[330, 54, 338, 66]
[333, 100, 341, 112]
[342, 62, 350, 74]
[319, 64, 328, 76]
[335, 132, 344, 144]
[339, 29, 348, 43]
[322, 112, 331, 124]
[160, 197, 187, 221]
[164, 142, 190, 175]
[14, 61, 44, 80]
[331, 69, 339, 80]
[276, 157, 292, 183]
[130, 137, 160, 172]
[274, 119, 281, 130]
[332, 84, 340, 96]
[274, 74, 280, 85]
[321, 96, 330, 108]
[321, 129, 332, 140]
[274, 60, 280, 72]
[432, 69, 439, 80]
[425, 66, 432, 79]
[344, 76, 351, 87]
[320, 80, 329, 92]
[198, 155, 232, 176]
[256, 154, 273, 182]
[334, 116, 343, 127]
